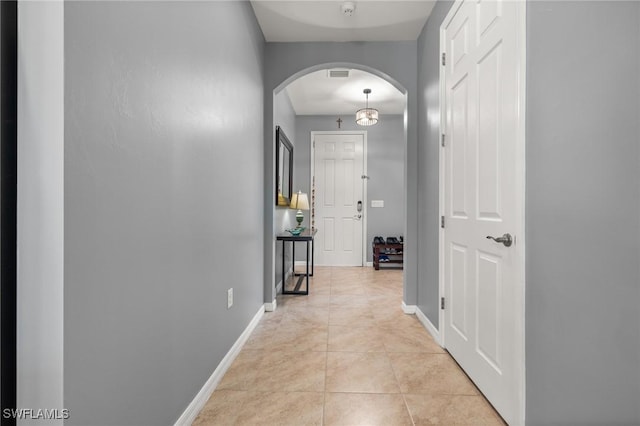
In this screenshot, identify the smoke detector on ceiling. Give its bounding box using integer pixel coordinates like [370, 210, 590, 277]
[341, 1, 356, 17]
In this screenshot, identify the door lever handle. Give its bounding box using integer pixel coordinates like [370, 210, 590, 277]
[486, 233, 513, 247]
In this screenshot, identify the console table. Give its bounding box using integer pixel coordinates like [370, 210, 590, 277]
[276, 228, 316, 295]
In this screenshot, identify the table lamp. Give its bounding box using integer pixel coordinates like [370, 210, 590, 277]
[290, 191, 309, 229]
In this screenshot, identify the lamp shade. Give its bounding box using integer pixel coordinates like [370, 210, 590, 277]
[290, 192, 309, 210]
[356, 108, 379, 126]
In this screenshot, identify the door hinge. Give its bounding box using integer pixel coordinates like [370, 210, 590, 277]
[441, 216, 445, 228]
[442, 52, 446, 66]
[441, 297, 445, 310]
[441, 133, 445, 147]
[361, 175, 370, 180]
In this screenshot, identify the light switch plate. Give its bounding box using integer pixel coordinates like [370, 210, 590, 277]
[371, 200, 384, 208]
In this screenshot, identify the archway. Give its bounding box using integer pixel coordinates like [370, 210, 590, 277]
[265, 61, 413, 310]
[275, 62, 407, 96]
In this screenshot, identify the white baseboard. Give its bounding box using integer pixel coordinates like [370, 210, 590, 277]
[415, 307, 443, 347]
[365, 261, 373, 267]
[294, 261, 306, 267]
[174, 305, 265, 425]
[264, 298, 277, 312]
[401, 301, 417, 314]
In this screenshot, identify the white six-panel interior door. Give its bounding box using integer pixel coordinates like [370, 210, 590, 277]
[312, 132, 366, 266]
[440, 0, 525, 424]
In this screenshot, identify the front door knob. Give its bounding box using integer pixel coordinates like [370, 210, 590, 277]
[486, 233, 513, 247]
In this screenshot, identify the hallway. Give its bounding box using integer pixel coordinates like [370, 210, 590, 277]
[194, 267, 504, 425]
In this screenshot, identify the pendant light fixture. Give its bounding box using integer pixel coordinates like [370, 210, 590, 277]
[356, 88, 379, 126]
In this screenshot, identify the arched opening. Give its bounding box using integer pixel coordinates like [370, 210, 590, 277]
[268, 62, 409, 305]
[275, 62, 407, 96]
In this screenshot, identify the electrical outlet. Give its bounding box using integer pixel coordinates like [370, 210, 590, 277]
[227, 288, 233, 309]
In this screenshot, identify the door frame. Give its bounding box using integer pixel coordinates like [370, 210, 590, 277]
[310, 131, 368, 267]
[438, 0, 527, 423]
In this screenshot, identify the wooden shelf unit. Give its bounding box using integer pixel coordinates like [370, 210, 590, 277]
[372, 242, 404, 270]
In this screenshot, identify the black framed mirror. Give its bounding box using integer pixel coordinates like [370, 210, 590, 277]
[275, 126, 293, 206]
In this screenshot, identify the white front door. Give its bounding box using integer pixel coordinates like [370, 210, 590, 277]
[313, 132, 365, 266]
[441, 0, 525, 424]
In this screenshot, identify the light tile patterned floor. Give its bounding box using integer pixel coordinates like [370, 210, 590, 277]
[194, 267, 505, 426]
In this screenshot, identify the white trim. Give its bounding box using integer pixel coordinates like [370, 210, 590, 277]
[515, 1, 528, 422]
[17, 2, 65, 418]
[365, 261, 373, 267]
[401, 302, 416, 314]
[438, 36, 446, 353]
[174, 305, 265, 426]
[415, 307, 443, 347]
[438, 0, 460, 367]
[361, 132, 368, 268]
[264, 298, 277, 312]
[310, 131, 368, 267]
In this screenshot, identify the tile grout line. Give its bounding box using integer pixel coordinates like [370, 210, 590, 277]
[386, 346, 417, 425]
[322, 277, 331, 426]
[321, 353, 328, 426]
[382, 287, 417, 426]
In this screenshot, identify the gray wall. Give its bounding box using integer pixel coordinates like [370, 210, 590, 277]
[273, 90, 296, 290]
[525, 1, 640, 424]
[64, 2, 265, 425]
[264, 42, 418, 305]
[294, 115, 405, 262]
[416, 0, 453, 328]
[17, 2, 65, 424]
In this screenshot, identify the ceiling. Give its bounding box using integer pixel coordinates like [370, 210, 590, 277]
[285, 68, 405, 115]
[254, 1, 431, 115]
[251, 1, 436, 42]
